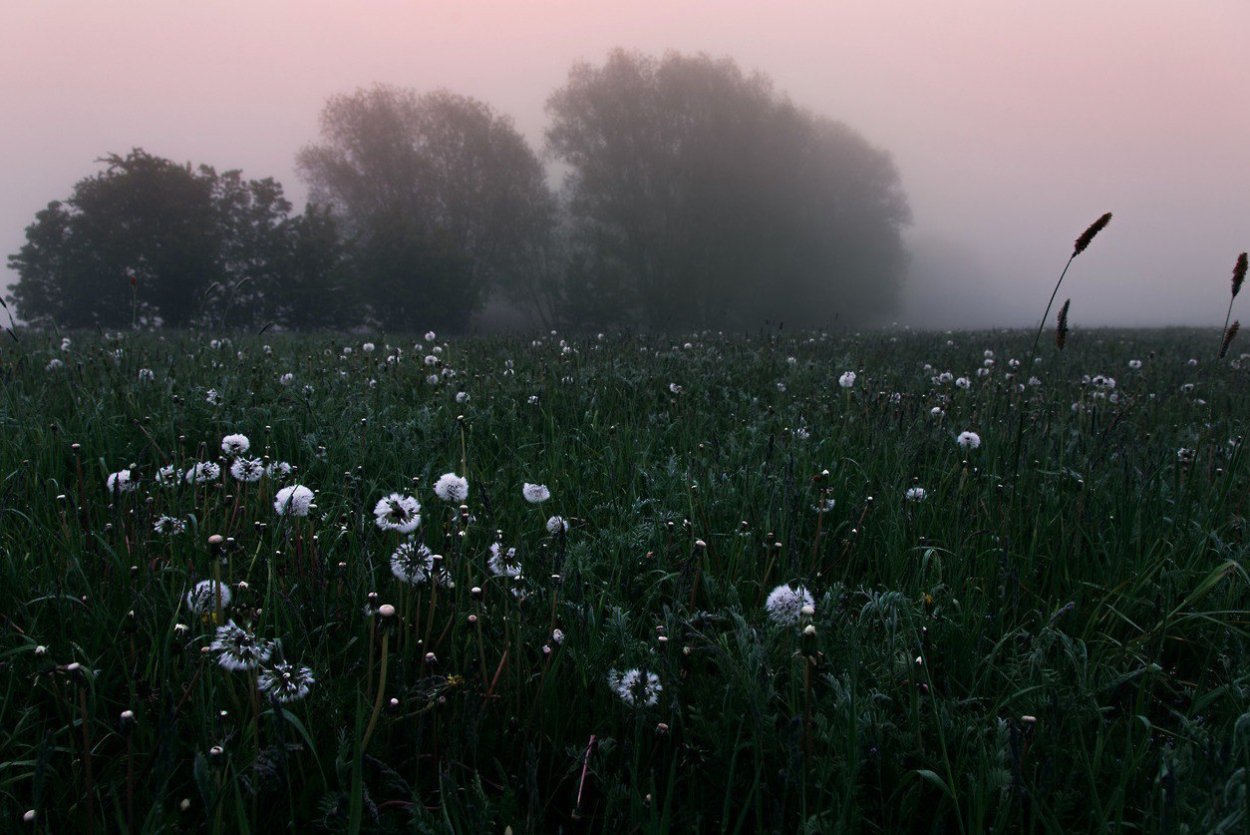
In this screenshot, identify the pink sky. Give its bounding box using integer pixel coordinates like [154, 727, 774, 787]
[3, 0, 1248, 327]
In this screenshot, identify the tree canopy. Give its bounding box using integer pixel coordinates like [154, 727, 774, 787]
[545, 49, 911, 328]
[7, 54, 911, 333]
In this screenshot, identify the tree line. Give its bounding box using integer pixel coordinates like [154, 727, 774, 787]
[6, 50, 911, 332]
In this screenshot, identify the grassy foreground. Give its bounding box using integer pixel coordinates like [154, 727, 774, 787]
[2, 327, 1249, 833]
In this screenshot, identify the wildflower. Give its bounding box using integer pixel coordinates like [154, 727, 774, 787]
[955, 377, 971, 390]
[669, 383, 683, 394]
[426, 374, 440, 385]
[551, 628, 565, 644]
[956, 431, 981, 450]
[205, 389, 221, 406]
[937, 371, 953, 384]
[230, 458, 264, 483]
[905, 487, 927, 502]
[522, 482, 551, 504]
[138, 368, 155, 382]
[488, 543, 522, 578]
[221, 434, 250, 455]
[265, 461, 293, 479]
[546, 515, 569, 534]
[362, 342, 375, 353]
[930, 406, 945, 418]
[274, 485, 314, 517]
[186, 580, 232, 615]
[765, 583, 814, 626]
[424, 331, 437, 342]
[455, 391, 470, 404]
[210, 622, 274, 672]
[60, 337, 72, 351]
[279, 373, 295, 386]
[1177, 447, 1195, 464]
[106, 469, 136, 494]
[185, 462, 221, 484]
[1128, 359, 1142, 370]
[433, 473, 469, 503]
[153, 515, 186, 535]
[46, 358, 64, 371]
[607, 668, 662, 708]
[390, 541, 447, 586]
[258, 661, 315, 704]
[838, 371, 856, 388]
[374, 493, 421, 534]
[155, 464, 179, 487]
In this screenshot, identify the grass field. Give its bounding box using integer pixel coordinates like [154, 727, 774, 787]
[2, 326, 1249, 833]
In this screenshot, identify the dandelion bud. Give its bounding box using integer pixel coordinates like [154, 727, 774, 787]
[656, 722, 670, 735]
[1072, 212, 1112, 256]
[1021, 715, 1037, 724]
[71, 443, 81, 452]
[424, 652, 437, 665]
[801, 605, 815, 617]
[120, 709, 135, 727]
[180, 798, 191, 812]
[694, 539, 706, 550]
[467, 614, 478, 624]
[470, 586, 483, 599]
[23, 809, 36, 823]
[377, 604, 396, 619]
[207, 534, 223, 547]
[803, 624, 817, 636]
[209, 745, 224, 761]
[34, 645, 47, 657]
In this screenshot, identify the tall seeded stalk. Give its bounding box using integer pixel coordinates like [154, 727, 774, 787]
[1030, 213, 1111, 358]
[1218, 253, 1248, 358]
[1055, 299, 1071, 350]
[1220, 321, 1240, 360]
[1013, 213, 1112, 478]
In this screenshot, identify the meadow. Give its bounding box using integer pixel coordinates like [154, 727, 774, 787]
[2, 325, 1249, 833]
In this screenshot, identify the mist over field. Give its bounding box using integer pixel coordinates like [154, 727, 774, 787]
[1, 1, 1247, 331]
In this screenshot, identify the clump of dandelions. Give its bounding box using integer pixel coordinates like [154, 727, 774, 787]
[522, 482, 551, 504]
[186, 580, 232, 615]
[374, 493, 421, 534]
[765, 583, 814, 627]
[607, 668, 662, 708]
[258, 661, 315, 704]
[273, 485, 315, 517]
[433, 473, 469, 503]
[210, 622, 275, 671]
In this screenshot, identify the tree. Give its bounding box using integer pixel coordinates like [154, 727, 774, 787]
[545, 50, 911, 328]
[297, 86, 557, 327]
[6, 149, 307, 330]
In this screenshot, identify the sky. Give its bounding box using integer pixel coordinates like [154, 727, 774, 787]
[2, 0, 1247, 330]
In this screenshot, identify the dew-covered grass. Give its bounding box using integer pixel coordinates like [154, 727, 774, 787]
[2, 327, 1249, 833]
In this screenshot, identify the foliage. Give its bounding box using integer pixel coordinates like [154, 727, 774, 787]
[546, 50, 912, 329]
[297, 86, 558, 325]
[1, 326, 1249, 832]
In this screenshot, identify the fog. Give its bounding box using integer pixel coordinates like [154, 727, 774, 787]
[2, 0, 1247, 330]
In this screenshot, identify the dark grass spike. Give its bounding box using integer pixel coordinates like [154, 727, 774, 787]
[1056, 299, 1071, 350]
[1220, 320, 1240, 359]
[1219, 253, 1248, 357]
[1073, 212, 1113, 257]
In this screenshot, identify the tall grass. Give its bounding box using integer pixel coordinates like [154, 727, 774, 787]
[1, 325, 1248, 832]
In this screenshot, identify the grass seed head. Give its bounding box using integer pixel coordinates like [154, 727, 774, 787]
[1073, 212, 1112, 256]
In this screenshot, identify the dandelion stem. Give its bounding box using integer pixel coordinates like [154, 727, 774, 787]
[360, 631, 389, 753]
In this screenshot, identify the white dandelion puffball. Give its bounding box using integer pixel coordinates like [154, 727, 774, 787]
[230, 458, 264, 483]
[186, 579, 232, 614]
[955, 377, 972, 390]
[184, 461, 221, 484]
[905, 486, 927, 502]
[362, 342, 375, 353]
[765, 583, 815, 627]
[546, 515, 569, 535]
[390, 541, 435, 585]
[138, 368, 155, 382]
[210, 622, 274, 672]
[279, 372, 295, 386]
[424, 331, 437, 342]
[106, 469, 136, 494]
[1128, 359, 1142, 370]
[258, 661, 315, 704]
[153, 515, 186, 535]
[155, 464, 179, 487]
[956, 431, 981, 450]
[221, 434, 250, 455]
[46, 358, 64, 371]
[488, 543, 522, 578]
[838, 371, 856, 389]
[522, 482, 551, 504]
[455, 391, 470, 404]
[433, 473, 469, 503]
[274, 485, 315, 517]
[265, 461, 293, 479]
[205, 389, 221, 405]
[374, 493, 421, 534]
[608, 668, 662, 708]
